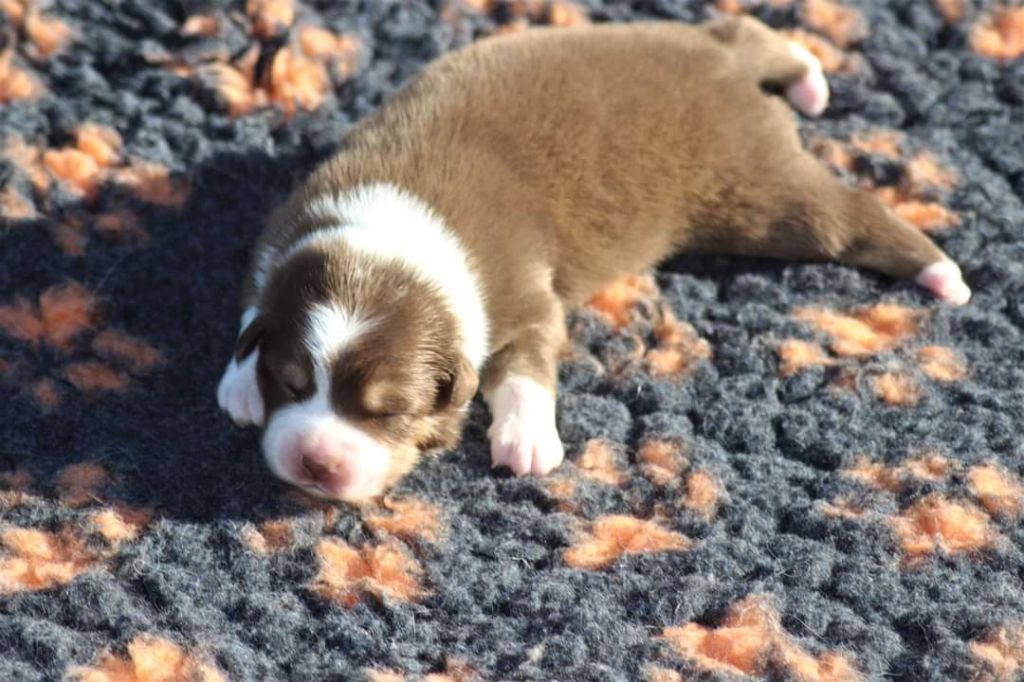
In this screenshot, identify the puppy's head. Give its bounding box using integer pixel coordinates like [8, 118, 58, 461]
[239, 245, 478, 502]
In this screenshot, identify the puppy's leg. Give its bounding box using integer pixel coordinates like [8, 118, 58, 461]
[687, 155, 971, 305]
[482, 288, 566, 477]
[833, 187, 971, 304]
[705, 16, 829, 117]
[217, 306, 265, 426]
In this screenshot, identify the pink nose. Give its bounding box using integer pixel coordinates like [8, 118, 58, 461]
[298, 445, 352, 490]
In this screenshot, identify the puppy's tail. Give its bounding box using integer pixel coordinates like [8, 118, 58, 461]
[704, 16, 830, 117]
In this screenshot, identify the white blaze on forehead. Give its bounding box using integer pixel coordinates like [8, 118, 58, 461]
[284, 183, 489, 370]
[303, 302, 373, 365]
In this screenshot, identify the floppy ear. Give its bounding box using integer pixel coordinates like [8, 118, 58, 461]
[435, 355, 478, 411]
[234, 316, 264, 361]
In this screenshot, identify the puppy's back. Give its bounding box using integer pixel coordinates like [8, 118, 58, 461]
[299, 23, 783, 301]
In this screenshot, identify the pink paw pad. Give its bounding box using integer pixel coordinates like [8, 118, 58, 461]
[785, 42, 830, 117]
[916, 260, 971, 305]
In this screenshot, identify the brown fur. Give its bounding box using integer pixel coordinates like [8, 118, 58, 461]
[240, 17, 951, 486]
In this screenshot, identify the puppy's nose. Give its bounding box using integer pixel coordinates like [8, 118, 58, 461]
[298, 444, 353, 488]
[301, 453, 334, 482]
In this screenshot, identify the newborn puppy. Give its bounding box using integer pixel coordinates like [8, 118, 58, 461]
[217, 17, 970, 501]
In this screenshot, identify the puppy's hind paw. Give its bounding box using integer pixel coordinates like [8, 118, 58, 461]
[785, 42, 830, 117]
[916, 259, 971, 306]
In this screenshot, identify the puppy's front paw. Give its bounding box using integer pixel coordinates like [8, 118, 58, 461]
[489, 410, 565, 477]
[487, 375, 564, 476]
[217, 352, 265, 427]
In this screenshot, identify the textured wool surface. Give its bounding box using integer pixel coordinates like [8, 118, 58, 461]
[1, 0, 1023, 680]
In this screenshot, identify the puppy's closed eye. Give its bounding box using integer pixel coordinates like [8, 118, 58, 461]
[274, 362, 311, 400]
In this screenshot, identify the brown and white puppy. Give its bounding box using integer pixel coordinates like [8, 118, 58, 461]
[217, 17, 970, 502]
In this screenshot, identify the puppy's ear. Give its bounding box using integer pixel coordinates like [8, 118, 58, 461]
[234, 317, 264, 361]
[705, 17, 740, 42]
[435, 355, 478, 411]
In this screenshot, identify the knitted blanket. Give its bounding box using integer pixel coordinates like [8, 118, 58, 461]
[1, 1, 1023, 680]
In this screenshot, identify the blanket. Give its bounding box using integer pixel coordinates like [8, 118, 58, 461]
[1, 1, 1023, 679]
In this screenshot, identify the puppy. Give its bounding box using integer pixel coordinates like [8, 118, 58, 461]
[217, 17, 970, 501]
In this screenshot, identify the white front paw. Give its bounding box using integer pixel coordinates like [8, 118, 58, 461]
[217, 351, 265, 427]
[487, 375, 564, 476]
